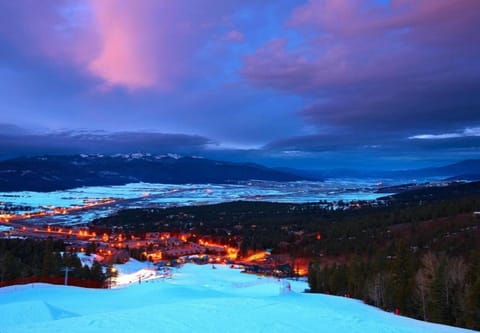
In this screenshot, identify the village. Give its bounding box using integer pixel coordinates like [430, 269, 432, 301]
[0, 194, 381, 279]
[0, 216, 303, 279]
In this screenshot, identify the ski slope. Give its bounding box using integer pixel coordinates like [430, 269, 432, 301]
[0, 264, 473, 333]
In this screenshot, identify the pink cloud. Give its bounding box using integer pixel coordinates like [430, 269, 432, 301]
[0, 1, 241, 91]
[74, 1, 254, 91]
[87, 1, 158, 89]
[83, 0, 203, 91]
[85, 0, 191, 91]
[74, 1, 255, 91]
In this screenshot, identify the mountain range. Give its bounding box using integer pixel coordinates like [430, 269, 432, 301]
[0, 154, 478, 192]
[0, 154, 304, 192]
[285, 159, 480, 181]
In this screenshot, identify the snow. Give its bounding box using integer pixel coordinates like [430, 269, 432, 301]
[0, 264, 473, 333]
[2, 182, 383, 225]
[0, 225, 13, 232]
[76, 253, 103, 267]
[113, 259, 159, 286]
[0, 181, 392, 226]
[115, 258, 154, 275]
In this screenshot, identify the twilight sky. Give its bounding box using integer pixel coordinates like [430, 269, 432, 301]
[0, 0, 479, 169]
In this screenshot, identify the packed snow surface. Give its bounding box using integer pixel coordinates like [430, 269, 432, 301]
[0, 263, 473, 333]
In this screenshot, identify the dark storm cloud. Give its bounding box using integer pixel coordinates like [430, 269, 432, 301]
[263, 134, 382, 152]
[298, 78, 480, 134]
[264, 131, 480, 155]
[260, 131, 480, 170]
[0, 123, 29, 135]
[242, 0, 480, 139]
[0, 129, 213, 159]
[407, 136, 480, 151]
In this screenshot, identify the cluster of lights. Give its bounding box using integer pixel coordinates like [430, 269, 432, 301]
[0, 198, 117, 223]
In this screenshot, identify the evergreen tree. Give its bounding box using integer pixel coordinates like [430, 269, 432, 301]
[41, 240, 57, 277]
[466, 254, 480, 330]
[0, 252, 21, 281]
[90, 261, 105, 282]
[389, 240, 414, 315]
[447, 257, 467, 326]
[308, 261, 319, 292]
[429, 257, 448, 323]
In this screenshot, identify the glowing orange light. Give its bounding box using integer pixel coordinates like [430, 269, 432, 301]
[245, 251, 269, 262]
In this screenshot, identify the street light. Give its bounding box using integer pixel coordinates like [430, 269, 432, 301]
[107, 266, 117, 289]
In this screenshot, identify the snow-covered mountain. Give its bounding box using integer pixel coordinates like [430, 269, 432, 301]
[0, 154, 305, 192]
[0, 263, 473, 333]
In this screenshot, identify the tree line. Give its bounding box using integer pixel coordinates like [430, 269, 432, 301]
[308, 244, 480, 330]
[0, 238, 105, 284]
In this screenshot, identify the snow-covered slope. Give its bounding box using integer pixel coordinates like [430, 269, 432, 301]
[0, 264, 473, 333]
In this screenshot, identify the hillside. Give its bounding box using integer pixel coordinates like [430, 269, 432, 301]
[89, 181, 480, 329]
[0, 263, 472, 333]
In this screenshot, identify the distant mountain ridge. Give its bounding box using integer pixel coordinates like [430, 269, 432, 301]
[0, 154, 478, 192]
[404, 159, 480, 179]
[0, 154, 305, 192]
[295, 159, 480, 181]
